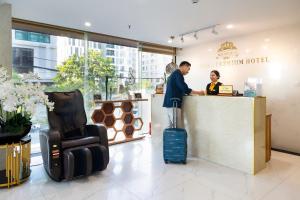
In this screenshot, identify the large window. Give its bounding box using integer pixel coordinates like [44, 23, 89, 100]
[139, 52, 173, 133]
[78, 40, 138, 103]
[141, 52, 172, 92]
[12, 29, 85, 154]
[11, 27, 174, 154]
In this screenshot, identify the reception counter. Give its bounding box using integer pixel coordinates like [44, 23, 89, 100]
[151, 94, 266, 174]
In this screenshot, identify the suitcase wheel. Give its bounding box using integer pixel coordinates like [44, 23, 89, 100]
[164, 160, 169, 164]
[182, 161, 186, 164]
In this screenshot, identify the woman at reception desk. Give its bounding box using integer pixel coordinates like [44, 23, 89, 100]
[206, 70, 223, 95]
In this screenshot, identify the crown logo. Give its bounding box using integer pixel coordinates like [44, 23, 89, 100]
[217, 41, 239, 60]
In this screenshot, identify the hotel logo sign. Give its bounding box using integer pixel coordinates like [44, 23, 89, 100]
[217, 41, 238, 60]
[216, 41, 269, 66]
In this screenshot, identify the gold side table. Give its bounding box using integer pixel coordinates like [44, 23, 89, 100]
[0, 136, 31, 188]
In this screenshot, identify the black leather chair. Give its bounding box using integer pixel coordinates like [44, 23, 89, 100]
[40, 90, 109, 181]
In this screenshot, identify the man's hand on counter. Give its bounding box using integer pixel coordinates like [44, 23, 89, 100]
[191, 90, 205, 95]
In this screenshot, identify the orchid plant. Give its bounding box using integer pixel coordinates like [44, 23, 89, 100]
[0, 68, 54, 133]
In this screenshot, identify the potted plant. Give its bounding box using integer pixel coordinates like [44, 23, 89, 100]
[0, 69, 54, 144]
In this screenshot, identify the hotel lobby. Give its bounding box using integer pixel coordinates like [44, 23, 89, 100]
[1, 0, 300, 199]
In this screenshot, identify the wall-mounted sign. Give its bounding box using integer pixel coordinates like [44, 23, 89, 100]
[216, 41, 269, 66]
[217, 41, 238, 60]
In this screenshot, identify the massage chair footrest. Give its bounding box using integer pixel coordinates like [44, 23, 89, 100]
[63, 144, 108, 180]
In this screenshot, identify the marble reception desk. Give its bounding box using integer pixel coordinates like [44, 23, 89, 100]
[151, 94, 266, 174]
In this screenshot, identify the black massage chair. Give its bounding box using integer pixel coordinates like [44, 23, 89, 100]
[39, 90, 109, 181]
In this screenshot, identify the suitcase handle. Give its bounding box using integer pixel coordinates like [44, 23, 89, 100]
[170, 98, 181, 128]
[170, 98, 181, 108]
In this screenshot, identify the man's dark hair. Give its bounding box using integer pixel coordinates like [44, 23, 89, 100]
[179, 61, 191, 67]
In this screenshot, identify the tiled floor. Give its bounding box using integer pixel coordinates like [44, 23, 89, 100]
[1, 136, 300, 200]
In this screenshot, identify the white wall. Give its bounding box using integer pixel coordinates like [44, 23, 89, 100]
[177, 23, 300, 153]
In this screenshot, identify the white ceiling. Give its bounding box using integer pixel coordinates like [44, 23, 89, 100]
[3, 0, 300, 47]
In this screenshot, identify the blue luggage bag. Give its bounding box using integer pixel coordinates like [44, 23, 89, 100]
[163, 98, 187, 164]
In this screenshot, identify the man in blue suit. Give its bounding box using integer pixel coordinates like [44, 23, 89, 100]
[163, 61, 204, 128]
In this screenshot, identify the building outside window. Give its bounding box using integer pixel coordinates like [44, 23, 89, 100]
[106, 44, 114, 48]
[106, 49, 115, 56]
[13, 47, 34, 73]
[15, 30, 50, 43]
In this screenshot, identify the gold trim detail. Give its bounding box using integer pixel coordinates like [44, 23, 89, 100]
[0, 140, 31, 188]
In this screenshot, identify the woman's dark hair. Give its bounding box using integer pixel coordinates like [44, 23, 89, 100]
[211, 70, 220, 79]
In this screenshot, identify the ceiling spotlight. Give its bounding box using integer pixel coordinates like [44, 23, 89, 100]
[211, 26, 218, 35]
[168, 36, 175, 44]
[84, 22, 91, 27]
[226, 24, 234, 29]
[194, 32, 198, 40]
[181, 35, 184, 43]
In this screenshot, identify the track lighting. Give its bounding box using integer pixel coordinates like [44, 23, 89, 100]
[178, 24, 219, 43]
[211, 26, 218, 35]
[170, 24, 220, 43]
[168, 36, 175, 43]
[181, 35, 184, 43]
[194, 32, 198, 40]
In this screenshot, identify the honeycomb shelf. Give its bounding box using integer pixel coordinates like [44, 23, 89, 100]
[92, 99, 148, 145]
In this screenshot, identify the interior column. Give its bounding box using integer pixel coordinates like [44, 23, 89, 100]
[0, 3, 12, 75]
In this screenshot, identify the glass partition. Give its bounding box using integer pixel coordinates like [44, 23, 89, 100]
[12, 29, 85, 154]
[139, 52, 173, 133]
[11, 28, 173, 154]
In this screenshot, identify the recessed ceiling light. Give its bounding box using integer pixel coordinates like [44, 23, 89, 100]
[85, 22, 91, 27]
[262, 45, 268, 50]
[264, 38, 270, 42]
[208, 48, 212, 52]
[226, 24, 234, 29]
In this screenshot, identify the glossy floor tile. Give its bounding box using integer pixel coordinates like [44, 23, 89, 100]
[1, 136, 300, 200]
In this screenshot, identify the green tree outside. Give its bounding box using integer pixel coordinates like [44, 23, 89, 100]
[47, 50, 117, 95]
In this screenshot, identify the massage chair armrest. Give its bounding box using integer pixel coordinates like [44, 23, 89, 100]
[39, 129, 62, 181]
[84, 124, 109, 150]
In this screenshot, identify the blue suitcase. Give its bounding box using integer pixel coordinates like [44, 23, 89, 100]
[163, 98, 187, 164]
